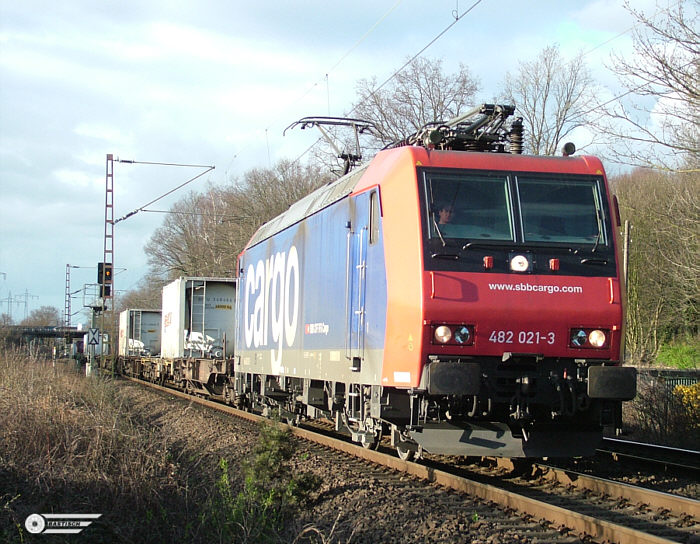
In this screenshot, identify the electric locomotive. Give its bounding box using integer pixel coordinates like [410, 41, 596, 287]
[234, 104, 636, 459]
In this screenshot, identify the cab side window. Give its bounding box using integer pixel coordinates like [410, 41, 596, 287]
[369, 190, 380, 245]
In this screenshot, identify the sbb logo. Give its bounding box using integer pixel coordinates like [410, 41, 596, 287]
[243, 246, 300, 370]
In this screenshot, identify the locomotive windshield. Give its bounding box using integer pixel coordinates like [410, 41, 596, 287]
[427, 174, 514, 241]
[424, 170, 608, 247]
[516, 178, 605, 244]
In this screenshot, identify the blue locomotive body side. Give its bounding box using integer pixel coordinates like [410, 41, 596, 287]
[236, 186, 388, 385]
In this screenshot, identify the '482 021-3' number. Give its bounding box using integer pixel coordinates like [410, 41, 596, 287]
[489, 330, 556, 345]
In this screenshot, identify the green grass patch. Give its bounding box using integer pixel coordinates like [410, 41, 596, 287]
[656, 339, 699, 369]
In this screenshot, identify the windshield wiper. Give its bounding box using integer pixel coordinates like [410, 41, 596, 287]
[431, 252, 460, 260]
[432, 216, 447, 247]
[462, 241, 514, 251]
[519, 243, 581, 254]
[591, 209, 604, 253]
[580, 257, 608, 265]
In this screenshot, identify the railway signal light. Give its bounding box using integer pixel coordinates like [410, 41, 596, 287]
[97, 262, 113, 284]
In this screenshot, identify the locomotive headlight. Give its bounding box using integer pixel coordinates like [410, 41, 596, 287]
[588, 329, 607, 348]
[434, 325, 452, 344]
[510, 254, 530, 272]
[454, 326, 471, 344]
[570, 328, 609, 348]
[571, 329, 588, 347]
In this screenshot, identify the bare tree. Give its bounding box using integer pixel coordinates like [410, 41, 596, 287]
[599, 0, 699, 170]
[228, 159, 331, 226]
[501, 45, 597, 156]
[116, 274, 167, 312]
[20, 306, 62, 326]
[353, 57, 480, 146]
[612, 168, 699, 361]
[143, 191, 215, 279]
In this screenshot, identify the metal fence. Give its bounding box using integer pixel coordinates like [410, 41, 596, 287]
[636, 367, 699, 393]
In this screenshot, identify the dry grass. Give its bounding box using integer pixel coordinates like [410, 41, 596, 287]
[0, 349, 325, 544]
[0, 349, 196, 543]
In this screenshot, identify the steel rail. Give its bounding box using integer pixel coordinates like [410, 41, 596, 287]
[124, 377, 692, 544]
[600, 437, 700, 473]
[538, 464, 699, 519]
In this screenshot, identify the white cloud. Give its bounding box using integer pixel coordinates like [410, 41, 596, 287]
[74, 123, 133, 145]
[1, 0, 654, 316]
[53, 168, 102, 189]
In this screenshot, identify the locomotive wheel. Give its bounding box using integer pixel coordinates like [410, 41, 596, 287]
[223, 384, 234, 405]
[396, 443, 415, 461]
[341, 413, 382, 450]
[361, 425, 383, 450]
[361, 435, 379, 450]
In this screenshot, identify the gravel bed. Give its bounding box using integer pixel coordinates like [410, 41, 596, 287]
[119, 381, 582, 543]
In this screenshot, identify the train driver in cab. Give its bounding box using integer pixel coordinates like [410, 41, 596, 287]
[434, 201, 460, 238]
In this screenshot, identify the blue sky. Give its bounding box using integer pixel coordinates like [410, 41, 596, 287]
[0, 0, 658, 323]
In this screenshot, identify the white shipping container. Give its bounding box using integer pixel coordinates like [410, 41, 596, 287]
[161, 277, 237, 358]
[118, 309, 162, 356]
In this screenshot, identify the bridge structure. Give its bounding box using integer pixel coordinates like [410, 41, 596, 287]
[3, 325, 86, 340]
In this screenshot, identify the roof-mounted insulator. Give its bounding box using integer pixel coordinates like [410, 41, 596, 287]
[387, 103, 525, 155]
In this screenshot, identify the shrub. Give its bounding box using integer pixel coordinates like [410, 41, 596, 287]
[624, 374, 700, 449]
[205, 421, 321, 544]
[674, 383, 700, 431]
[0, 350, 322, 543]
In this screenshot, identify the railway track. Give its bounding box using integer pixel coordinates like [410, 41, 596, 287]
[599, 437, 700, 473]
[124, 376, 699, 544]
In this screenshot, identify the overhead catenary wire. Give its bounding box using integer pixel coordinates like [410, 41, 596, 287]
[141, 209, 255, 220]
[154, 0, 686, 222]
[116, 160, 214, 169]
[348, 0, 485, 117]
[575, 0, 687, 117]
[266, 0, 680, 173]
[582, 0, 683, 57]
[286, 0, 486, 169]
[158, 0, 489, 222]
[114, 162, 215, 224]
[223, 0, 405, 175]
[561, 0, 692, 168]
